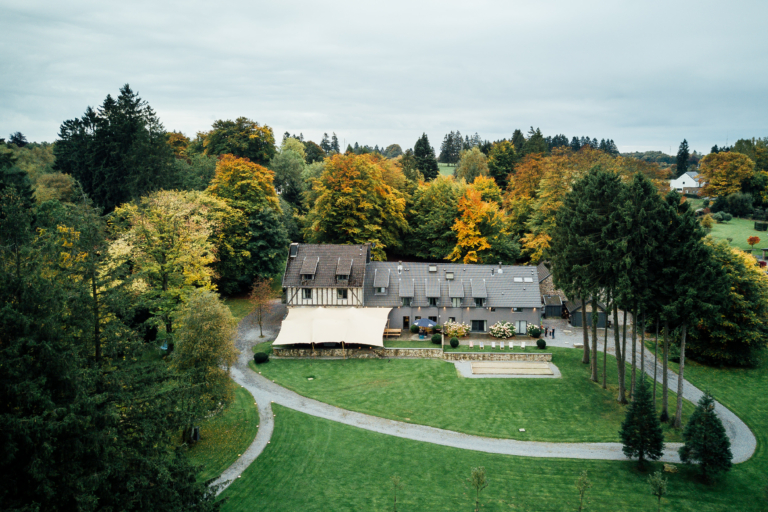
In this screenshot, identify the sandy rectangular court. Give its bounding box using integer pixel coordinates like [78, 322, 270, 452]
[470, 362, 554, 375]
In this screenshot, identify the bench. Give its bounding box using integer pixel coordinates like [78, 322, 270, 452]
[384, 328, 402, 338]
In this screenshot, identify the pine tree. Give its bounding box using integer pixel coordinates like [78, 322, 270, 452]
[320, 132, 331, 152]
[54, 84, 177, 212]
[521, 127, 548, 156]
[414, 133, 439, 180]
[619, 377, 665, 467]
[331, 132, 340, 153]
[512, 129, 526, 152]
[676, 139, 690, 178]
[679, 391, 733, 480]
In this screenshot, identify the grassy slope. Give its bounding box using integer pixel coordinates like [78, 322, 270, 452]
[223, 297, 252, 323]
[253, 347, 690, 443]
[220, 404, 753, 512]
[709, 217, 765, 251]
[438, 163, 455, 176]
[187, 386, 260, 482]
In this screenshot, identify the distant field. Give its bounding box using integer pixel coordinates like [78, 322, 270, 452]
[684, 196, 705, 210]
[709, 217, 766, 251]
[437, 163, 454, 176]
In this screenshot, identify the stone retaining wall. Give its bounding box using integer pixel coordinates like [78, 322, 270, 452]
[272, 347, 443, 359]
[272, 347, 551, 362]
[442, 352, 552, 362]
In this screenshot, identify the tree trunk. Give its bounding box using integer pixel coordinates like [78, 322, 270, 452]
[581, 296, 590, 365]
[630, 306, 637, 398]
[653, 317, 659, 406]
[92, 270, 100, 361]
[613, 304, 626, 403]
[603, 301, 608, 389]
[674, 323, 688, 429]
[591, 298, 598, 382]
[661, 320, 670, 422]
[640, 312, 646, 377]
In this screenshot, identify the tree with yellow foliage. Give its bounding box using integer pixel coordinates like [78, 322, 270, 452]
[111, 190, 218, 342]
[206, 154, 287, 293]
[304, 153, 407, 259]
[448, 186, 519, 264]
[699, 152, 755, 198]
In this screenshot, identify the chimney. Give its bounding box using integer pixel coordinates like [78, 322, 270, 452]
[397, 261, 403, 274]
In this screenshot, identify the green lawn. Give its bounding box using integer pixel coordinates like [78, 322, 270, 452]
[187, 385, 260, 482]
[252, 347, 690, 443]
[685, 196, 706, 210]
[383, 339, 441, 348]
[709, 217, 765, 251]
[438, 162, 455, 176]
[220, 404, 755, 512]
[223, 297, 252, 323]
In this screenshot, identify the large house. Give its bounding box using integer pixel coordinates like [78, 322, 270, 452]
[276, 243, 542, 346]
[670, 171, 704, 195]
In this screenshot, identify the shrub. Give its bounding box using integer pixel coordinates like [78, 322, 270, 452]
[527, 325, 542, 338]
[431, 333, 442, 344]
[703, 199, 710, 208]
[443, 320, 471, 337]
[450, 337, 459, 348]
[254, 352, 269, 364]
[712, 212, 724, 223]
[489, 321, 516, 339]
[722, 212, 733, 222]
[536, 339, 546, 349]
[410, 324, 419, 334]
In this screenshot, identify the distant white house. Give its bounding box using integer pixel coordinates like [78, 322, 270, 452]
[670, 171, 704, 195]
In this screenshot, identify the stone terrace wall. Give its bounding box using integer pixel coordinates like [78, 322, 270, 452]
[272, 347, 443, 359]
[273, 347, 551, 362]
[442, 352, 552, 362]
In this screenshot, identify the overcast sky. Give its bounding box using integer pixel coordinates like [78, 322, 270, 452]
[2, 0, 767, 154]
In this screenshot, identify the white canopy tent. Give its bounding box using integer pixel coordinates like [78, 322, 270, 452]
[273, 307, 392, 348]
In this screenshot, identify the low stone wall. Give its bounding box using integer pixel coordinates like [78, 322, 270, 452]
[273, 346, 551, 362]
[272, 347, 443, 359]
[443, 352, 552, 362]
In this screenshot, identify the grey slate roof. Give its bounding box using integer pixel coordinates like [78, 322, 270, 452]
[425, 278, 440, 297]
[448, 280, 464, 298]
[282, 244, 370, 288]
[299, 257, 319, 275]
[399, 279, 414, 297]
[470, 279, 487, 298]
[364, 261, 540, 308]
[336, 258, 353, 276]
[373, 268, 391, 288]
[537, 261, 551, 283]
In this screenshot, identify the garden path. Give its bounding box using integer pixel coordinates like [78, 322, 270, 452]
[213, 304, 756, 493]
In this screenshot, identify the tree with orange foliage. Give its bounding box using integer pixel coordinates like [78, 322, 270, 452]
[448, 187, 519, 264]
[249, 277, 277, 338]
[748, 236, 760, 249]
[304, 153, 407, 259]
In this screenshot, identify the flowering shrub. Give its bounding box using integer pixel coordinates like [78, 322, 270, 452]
[443, 321, 470, 338]
[489, 321, 516, 339]
[527, 324, 542, 338]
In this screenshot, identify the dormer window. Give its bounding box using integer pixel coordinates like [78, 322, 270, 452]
[336, 258, 353, 283]
[301, 274, 315, 281]
[428, 297, 439, 306]
[401, 297, 411, 306]
[375, 287, 387, 295]
[373, 268, 390, 295]
[336, 274, 349, 282]
[475, 298, 486, 307]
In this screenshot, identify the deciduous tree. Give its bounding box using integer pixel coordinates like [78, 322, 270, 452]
[249, 277, 277, 337]
[304, 153, 407, 259]
[201, 117, 276, 165]
[454, 147, 489, 183]
[699, 151, 755, 198]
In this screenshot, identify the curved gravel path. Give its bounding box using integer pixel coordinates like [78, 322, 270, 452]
[214, 309, 756, 493]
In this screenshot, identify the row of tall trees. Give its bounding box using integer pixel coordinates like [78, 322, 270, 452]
[550, 167, 767, 431]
